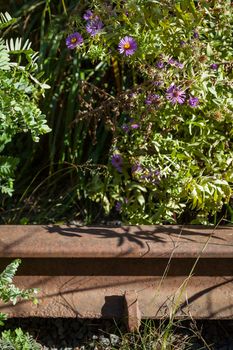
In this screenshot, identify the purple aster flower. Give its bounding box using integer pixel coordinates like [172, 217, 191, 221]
[130, 123, 139, 129]
[83, 10, 95, 21]
[115, 201, 122, 212]
[168, 58, 176, 65]
[111, 154, 123, 172]
[140, 168, 160, 184]
[193, 31, 199, 39]
[166, 84, 186, 105]
[132, 163, 142, 173]
[175, 61, 184, 69]
[66, 32, 83, 49]
[118, 36, 137, 56]
[210, 63, 219, 70]
[129, 118, 140, 129]
[122, 124, 130, 133]
[86, 18, 104, 36]
[145, 94, 160, 105]
[188, 96, 199, 107]
[156, 60, 164, 69]
[153, 81, 163, 87]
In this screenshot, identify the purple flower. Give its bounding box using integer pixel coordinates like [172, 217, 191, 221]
[153, 81, 163, 87]
[122, 124, 130, 133]
[129, 118, 140, 129]
[118, 36, 137, 56]
[145, 94, 160, 105]
[132, 163, 142, 173]
[83, 10, 95, 21]
[156, 60, 164, 69]
[166, 84, 186, 105]
[210, 63, 219, 70]
[175, 61, 184, 69]
[168, 58, 176, 65]
[115, 201, 122, 212]
[86, 18, 104, 36]
[66, 32, 83, 49]
[111, 154, 123, 172]
[140, 168, 160, 184]
[193, 31, 199, 39]
[130, 123, 139, 129]
[188, 97, 199, 107]
[168, 58, 184, 69]
[180, 40, 186, 47]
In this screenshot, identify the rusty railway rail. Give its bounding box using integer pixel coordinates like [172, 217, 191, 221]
[1, 225, 233, 330]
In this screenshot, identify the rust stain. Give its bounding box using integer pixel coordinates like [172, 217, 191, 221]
[0, 225, 233, 321]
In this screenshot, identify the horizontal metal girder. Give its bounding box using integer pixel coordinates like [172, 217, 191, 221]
[0, 225, 233, 325]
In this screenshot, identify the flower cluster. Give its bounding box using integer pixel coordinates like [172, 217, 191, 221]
[164, 84, 199, 107]
[66, 10, 137, 57]
[65, 1, 233, 224]
[132, 164, 160, 185]
[145, 94, 160, 105]
[83, 10, 104, 36]
[66, 9, 104, 49]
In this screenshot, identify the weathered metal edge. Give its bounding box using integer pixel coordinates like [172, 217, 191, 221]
[1, 225, 233, 258]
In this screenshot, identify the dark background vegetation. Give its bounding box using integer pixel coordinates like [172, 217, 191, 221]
[1, 0, 119, 224]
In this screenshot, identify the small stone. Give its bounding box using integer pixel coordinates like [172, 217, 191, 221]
[110, 334, 120, 346]
[99, 335, 110, 347]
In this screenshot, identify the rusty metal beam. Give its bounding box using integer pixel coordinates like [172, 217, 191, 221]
[1, 225, 233, 329]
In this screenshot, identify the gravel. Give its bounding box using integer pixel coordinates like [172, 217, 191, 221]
[2, 318, 233, 350]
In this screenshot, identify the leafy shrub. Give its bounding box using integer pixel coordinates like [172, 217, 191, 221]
[0, 259, 40, 349]
[0, 259, 37, 326]
[0, 328, 41, 350]
[0, 12, 50, 196]
[66, 0, 233, 224]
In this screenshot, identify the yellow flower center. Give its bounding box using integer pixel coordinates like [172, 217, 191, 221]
[71, 37, 77, 43]
[124, 42, 130, 49]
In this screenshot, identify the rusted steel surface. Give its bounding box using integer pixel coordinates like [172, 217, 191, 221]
[0, 225, 233, 321]
[1, 225, 233, 258]
[124, 291, 141, 332]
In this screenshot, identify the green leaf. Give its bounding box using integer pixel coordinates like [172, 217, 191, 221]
[206, 43, 213, 56]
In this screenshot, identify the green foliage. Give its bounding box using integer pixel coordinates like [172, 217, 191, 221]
[0, 1, 112, 224]
[1, 1, 232, 225]
[65, 0, 233, 224]
[0, 11, 50, 196]
[0, 328, 41, 350]
[0, 259, 37, 306]
[0, 260, 39, 349]
[0, 12, 16, 30]
[0, 250, 39, 349]
[0, 259, 37, 325]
